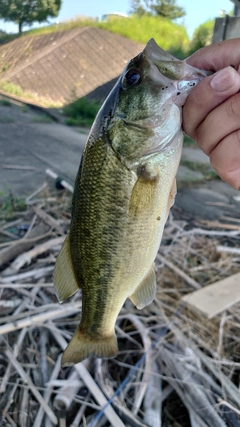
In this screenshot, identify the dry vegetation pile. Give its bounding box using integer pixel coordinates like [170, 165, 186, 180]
[0, 177, 240, 427]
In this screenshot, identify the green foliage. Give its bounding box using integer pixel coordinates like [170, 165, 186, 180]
[0, 98, 11, 106]
[98, 15, 189, 57]
[0, 81, 24, 96]
[0, 191, 26, 219]
[0, 80, 62, 107]
[32, 114, 53, 123]
[152, 0, 185, 19]
[25, 16, 96, 37]
[130, 0, 185, 19]
[183, 135, 195, 147]
[21, 105, 29, 113]
[0, 62, 8, 73]
[63, 97, 100, 128]
[188, 20, 214, 55]
[0, 0, 62, 34]
[130, 0, 146, 16]
[180, 159, 220, 180]
[20, 15, 189, 57]
[0, 14, 189, 57]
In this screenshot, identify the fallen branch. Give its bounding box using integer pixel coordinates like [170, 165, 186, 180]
[95, 360, 148, 427]
[0, 222, 50, 266]
[49, 324, 125, 427]
[0, 301, 81, 335]
[53, 369, 83, 411]
[33, 355, 62, 427]
[199, 220, 240, 230]
[216, 245, 240, 255]
[143, 361, 162, 427]
[2, 236, 64, 276]
[3, 165, 36, 170]
[157, 254, 200, 289]
[186, 228, 240, 237]
[0, 328, 27, 393]
[0, 265, 54, 283]
[123, 314, 152, 415]
[5, 349, 58, 425]
[0, 282, 54, 288]
[70, 391, 91, 427]
[32, 205, 64, 233]
[159, 345, 227, 427]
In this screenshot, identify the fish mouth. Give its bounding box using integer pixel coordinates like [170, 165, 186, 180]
[143, 38, 211, 84]
[141, 38, 212, 108]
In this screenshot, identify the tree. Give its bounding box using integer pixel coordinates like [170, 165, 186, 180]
[0, 0, 62, 35]
[130, 0, 148, 16]
[130, 0, 185, 20]
[188, 20, 214, 54]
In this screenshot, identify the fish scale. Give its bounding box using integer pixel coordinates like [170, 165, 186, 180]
[54, 38, 210, 366]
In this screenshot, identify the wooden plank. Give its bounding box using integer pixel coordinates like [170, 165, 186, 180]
[181, 272, 240, 319]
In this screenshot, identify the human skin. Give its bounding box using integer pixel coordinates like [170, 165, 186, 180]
[183, 39, 240, 190]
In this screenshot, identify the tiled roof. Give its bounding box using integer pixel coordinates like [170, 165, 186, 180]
[0, 27, 144, 105]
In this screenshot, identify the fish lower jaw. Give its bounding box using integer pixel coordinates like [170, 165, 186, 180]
[172, 77, 206, 107]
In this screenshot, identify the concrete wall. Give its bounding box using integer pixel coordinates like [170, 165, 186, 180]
[212, 16, 240, 43]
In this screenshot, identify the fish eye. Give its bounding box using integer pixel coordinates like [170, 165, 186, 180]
[122, 69, 142, 89]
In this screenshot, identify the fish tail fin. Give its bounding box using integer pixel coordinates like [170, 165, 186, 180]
[62, 328, 118, 366]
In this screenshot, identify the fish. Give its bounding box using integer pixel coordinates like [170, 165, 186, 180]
[54, 38, 209, 366]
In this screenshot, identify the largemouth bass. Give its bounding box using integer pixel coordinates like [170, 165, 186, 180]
[54, 39, 209, 366]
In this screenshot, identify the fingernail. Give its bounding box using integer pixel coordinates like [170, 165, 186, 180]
[210, 66, 235, 92]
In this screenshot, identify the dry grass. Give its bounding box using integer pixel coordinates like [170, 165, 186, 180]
[0, 176, 240, 426]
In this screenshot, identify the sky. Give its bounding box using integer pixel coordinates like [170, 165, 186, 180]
[0, 0, 234, 38]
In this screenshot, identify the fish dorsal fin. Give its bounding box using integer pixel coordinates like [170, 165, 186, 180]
[129, 263, 156, 309]
[54, 234, 80, 303]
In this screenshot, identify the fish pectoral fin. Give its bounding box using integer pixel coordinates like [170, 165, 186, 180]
[61, 328, 118, 366]
[129, 263, 156, 309]
[53, 234, 80, 303]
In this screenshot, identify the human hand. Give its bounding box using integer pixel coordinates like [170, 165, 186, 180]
[183, 39, 240, 190]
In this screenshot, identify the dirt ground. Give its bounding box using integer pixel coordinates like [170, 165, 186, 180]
[0, 99, 239, 221]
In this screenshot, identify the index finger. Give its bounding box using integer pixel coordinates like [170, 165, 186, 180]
[186, 38, 240, 72]
[183, 66, 240, 142]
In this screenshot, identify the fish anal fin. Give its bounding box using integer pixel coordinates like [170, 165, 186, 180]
[61, 328, 118, 366]
[54, 234, 80, 303]
[129, 263, 156, 309]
